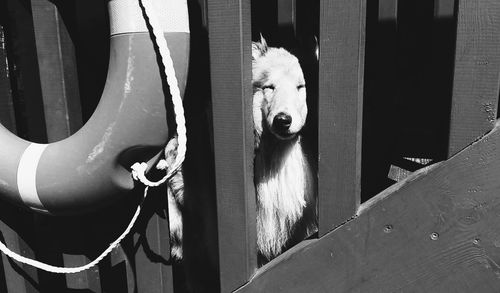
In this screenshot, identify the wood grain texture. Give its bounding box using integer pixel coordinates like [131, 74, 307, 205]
[31, 0, 82, 143]
[434, 0, 455, 18]
[2, 0, 47, 143]
[378, 0, 397, 21]
[318, 0, 366, 236]
[277, 0, 295, 29]
[448, 0, 500, 157]
[63, 254, 101, 292]
[0, 6, 39, 293]
[207, 0, 257, 291]
[0, 27, 17, 133]
[0, 207, 38, 293]
[237, 120, 500, 292]
[133, 186, 173, 293]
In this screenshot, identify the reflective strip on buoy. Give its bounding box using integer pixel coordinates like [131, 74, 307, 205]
[17, 143, 48, 213]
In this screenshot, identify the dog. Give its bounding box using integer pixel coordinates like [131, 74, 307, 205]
[162, 36, 316, 264]
[252, 36, 317, 263]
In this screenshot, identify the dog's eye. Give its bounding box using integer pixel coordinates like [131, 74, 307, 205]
[262, 85, 275, 91]
[297, 84, 305, 90]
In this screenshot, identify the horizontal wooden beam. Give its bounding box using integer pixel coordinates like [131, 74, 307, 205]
[238, 120, 500, 292]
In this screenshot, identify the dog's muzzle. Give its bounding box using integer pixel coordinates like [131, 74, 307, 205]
[273, 112, 295, 139]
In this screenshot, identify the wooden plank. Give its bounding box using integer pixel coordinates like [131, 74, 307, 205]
[206, 0, 257, 291]
[238, 120, 500, 292]
[378, 0, 397, 21]
[0, 3, 41, 293]
[448, 0, 500, 157]
[434, 0, 455, 17]
[105, 243, 135, 293]
[29, 2, 99, 291]
[429, 0, 457, 160]
[134, 186, 173, 293]
[31, 0, 82, 142]
[3, 0, 47, 143]
[318, 0, 366, 235]
[62, 254, 102, 292]
[277, 0, 295, 28]
[0, 206, 39, 293]
[0, 27, 17, 133]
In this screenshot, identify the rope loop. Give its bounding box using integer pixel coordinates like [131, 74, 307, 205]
[0, 0, 187, 274]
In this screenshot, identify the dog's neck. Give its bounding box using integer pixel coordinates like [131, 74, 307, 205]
[254, 132, 310, 259]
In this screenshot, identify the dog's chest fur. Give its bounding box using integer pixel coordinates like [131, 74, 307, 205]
[254, 135, 312, 259]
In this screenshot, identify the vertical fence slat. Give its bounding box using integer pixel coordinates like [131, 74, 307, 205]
[434, 0, 455, 17]
[448, 0, 500, 157]
[62, 254, 102, 292]
[378, 0, 397, 21]
[318, 0, 366, 236]
[0, 2, 41, 293]
[134, 187, 173, 293]
[207, 0, 256, 291]
[0, 208, 38, 293]
[3, 0, 47, 143]
[277, 0, 295, 28]
[29, 1, 100, 291]
[31, 0, 82, 143]
[429, 0, 457, 162]
[0, 27, 17, 133]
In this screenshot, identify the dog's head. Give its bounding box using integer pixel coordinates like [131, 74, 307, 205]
[252, 36, 307, 146]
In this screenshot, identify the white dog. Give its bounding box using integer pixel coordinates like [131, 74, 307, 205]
[252, 36, 316, 262]
[163, 36, 316, 263]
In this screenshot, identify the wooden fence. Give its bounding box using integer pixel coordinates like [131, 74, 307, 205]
[1, 0, 500, 292]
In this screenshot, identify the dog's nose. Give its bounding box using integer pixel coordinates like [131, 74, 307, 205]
[273, 113, 292, 133]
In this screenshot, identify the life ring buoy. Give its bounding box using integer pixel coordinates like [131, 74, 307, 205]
[0, 0, 190, 215]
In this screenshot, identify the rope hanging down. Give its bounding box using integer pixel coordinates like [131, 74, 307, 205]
[0, 0, 186, 274]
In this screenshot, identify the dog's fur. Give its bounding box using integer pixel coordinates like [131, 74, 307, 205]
[161, 137, 184, 260]
[252, 37, 316, 261]
[163, 36, 316, 263]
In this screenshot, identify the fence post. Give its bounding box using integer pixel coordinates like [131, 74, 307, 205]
[318, 0, 366, 236]
[448, 0, 500, 157]
[31, 0, 82, 143]
[207, 0, 257, 291]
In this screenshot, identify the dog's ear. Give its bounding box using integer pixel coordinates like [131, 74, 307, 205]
[252, 33, 268, 61]
[259, 33, 268, 50]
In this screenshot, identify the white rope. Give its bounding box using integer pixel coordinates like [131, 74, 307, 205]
[0, 0, 187, 274]
[0, 187, 148, 274]
[131, 0, 187, 186]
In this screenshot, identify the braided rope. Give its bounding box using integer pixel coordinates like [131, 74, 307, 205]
[0, 0, 186, 274]
[0, 187, 148, 274]
[131, 0, 187, 186]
